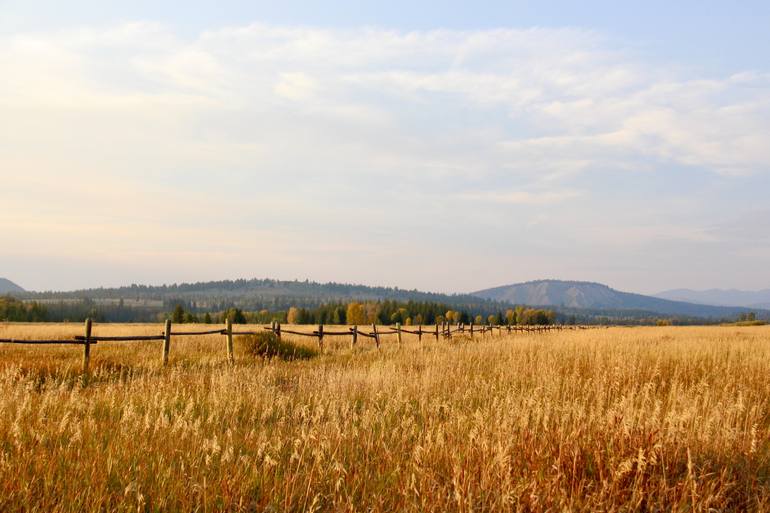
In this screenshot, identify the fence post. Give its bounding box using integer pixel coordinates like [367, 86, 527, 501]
[226, 317, 234, 364]
[435, 323, 439, 342]
[396, 322, 402, 345]
[82, 318, 92, 374]
[418, 324, 423, 343]
[162, 319, 171, 366]
[470, 321, 474, 338]
[318, 324, 324, 352]
[276, 322, 282, 341]
[372, 324, 380, 349]
[271, 320, 276, 334]
[351, 325, 358, 348]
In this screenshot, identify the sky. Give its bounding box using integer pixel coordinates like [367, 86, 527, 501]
[1, 1, 769, 294]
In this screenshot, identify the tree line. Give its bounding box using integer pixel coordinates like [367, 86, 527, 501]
[165, 300, 558, 326]
[5, 294, 753, 326]
[0, 296, 47, 322]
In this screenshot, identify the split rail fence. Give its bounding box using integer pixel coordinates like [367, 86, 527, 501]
[0, 319, 590, 373]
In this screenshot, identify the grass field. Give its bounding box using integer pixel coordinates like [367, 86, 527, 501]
[1, 324, 769, 512]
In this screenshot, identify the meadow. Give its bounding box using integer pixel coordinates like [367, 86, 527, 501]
[0, 323, 769, 512]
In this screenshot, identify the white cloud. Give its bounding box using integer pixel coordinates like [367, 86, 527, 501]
[2, 23, 768, 184]
[1, 21, 769, 290]
[273, 72, 317, 101]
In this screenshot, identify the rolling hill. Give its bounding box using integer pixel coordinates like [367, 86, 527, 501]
[472, 280, 768, 319]
[0, 278, 24, 294]
[21, 278, 507, 314]
[17, 277, 768, 323]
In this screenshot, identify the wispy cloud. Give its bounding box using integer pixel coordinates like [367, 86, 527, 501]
[1, 21, 769, 291]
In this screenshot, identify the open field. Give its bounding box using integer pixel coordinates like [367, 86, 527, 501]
[1, 324, 769, 512]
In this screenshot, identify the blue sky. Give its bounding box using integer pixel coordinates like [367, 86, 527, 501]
[1, 1, 769, 293]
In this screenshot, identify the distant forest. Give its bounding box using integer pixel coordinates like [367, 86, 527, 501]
[3, 278, 743, 325]
[21, 278, 499, 308]
[1, 295, 557, 326]
[14, 278, 516, 322]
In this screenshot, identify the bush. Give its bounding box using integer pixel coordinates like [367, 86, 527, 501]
[241, 332, 318, 361]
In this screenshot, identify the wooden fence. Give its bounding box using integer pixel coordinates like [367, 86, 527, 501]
[0, 319, 589, 373]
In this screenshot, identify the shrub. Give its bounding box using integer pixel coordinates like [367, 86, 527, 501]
[241, 332, 318, 361]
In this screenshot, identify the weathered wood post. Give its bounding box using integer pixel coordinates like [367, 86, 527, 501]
[271, 320, 276, 334]
[351, 325, 358, 348]
[418, 324, 423, 343]
[318, 324, 324, 352]
[396, 322, 402, 345]
[82, 318, 92, 374]
[372, 324, 380, 349]
[162, 319, 171, 366]
[276, 322, 282, 341]
[226, 317, 234, 364]
[435, 323, 439, 342]
[470, 321, 474, 338]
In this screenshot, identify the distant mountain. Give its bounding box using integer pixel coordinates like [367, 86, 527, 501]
[472, 280, 767, 319]
[19, 277, 770, 323]
[0, 278, 25, 294]
[655, 288, 770, 310]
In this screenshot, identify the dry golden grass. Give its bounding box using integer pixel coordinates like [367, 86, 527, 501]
[1, 323, 769, 512]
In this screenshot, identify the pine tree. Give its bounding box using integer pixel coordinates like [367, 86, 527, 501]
[172, 304, 185, 324]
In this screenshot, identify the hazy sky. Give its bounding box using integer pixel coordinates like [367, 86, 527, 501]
[1, 1, 769, 294]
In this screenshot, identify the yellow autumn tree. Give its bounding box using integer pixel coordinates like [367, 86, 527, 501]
[446, 310, 461, 323]
[286, 307, 301, 324]
[346, 302, 367, 325]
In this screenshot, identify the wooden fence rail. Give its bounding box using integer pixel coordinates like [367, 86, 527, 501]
[1, 319, 588, 373]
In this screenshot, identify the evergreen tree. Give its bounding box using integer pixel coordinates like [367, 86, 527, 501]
[172, 304, 185, 323]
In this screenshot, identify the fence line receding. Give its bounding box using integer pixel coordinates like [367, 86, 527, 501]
[0, 320, 592, 373]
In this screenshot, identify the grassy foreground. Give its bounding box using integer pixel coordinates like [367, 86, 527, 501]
[0, 324, 769, 512]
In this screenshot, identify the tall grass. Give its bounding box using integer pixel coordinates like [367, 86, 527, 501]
[0, 324, 769, 511]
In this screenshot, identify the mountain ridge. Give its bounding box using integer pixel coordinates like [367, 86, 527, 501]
[13, 277, 769, 322]
[472, 279, 768, 319]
